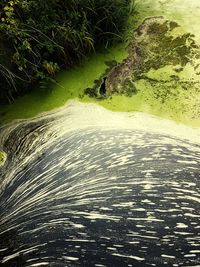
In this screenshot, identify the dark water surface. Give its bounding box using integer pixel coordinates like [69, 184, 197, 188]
[0, 106, 200, 267]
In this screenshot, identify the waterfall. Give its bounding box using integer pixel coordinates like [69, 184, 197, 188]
[0, 101, 200, 266]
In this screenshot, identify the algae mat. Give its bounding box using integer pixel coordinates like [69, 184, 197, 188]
[90, 16, 200, 127]
[0, 0, 200, 126]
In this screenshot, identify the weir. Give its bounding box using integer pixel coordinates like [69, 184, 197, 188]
[0, 102, 200, 266]
[0, 1, 200, 266]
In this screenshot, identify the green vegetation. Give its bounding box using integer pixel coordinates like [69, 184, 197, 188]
[0, 0, 133, 104]
[82, 17, 200, 127]
[0, 0, 200, 128]
[0, 44, 128, 126]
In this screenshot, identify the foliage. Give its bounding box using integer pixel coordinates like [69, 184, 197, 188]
[0, 0, 134, 103]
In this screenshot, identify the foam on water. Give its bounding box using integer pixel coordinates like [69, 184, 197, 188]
[0, 101, 200, 266]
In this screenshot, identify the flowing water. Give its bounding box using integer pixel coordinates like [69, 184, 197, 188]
[0, 102, 200, 266]
[1, 0, 200, 266]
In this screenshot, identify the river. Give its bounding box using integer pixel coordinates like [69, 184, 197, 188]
[0, 102, 200, 266]
[1, 0, 200, 266]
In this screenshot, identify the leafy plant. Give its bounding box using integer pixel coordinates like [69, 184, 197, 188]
[0, 0, 134, 103]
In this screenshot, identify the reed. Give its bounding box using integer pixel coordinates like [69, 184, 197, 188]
[0, 0, 134, 104]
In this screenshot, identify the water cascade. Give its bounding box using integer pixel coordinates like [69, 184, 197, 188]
[0, 102, 200, 266]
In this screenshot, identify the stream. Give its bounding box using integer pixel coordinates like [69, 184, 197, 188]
[0, 102, 200, 266]
[1, 0, 200, 266]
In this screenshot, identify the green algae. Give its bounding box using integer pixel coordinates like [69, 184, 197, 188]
[82, 16, 200, 127]
[133, 0, 200, 42]
[0, 44, 128, 125]
[0, 0, 200, 128]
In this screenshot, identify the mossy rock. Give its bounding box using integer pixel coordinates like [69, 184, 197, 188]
[0, 151, 7, 167]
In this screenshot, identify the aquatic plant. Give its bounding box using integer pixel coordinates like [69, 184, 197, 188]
[0, 0, 134, 104]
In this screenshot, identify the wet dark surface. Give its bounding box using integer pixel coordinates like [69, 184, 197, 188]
[0, 129, 200, 266]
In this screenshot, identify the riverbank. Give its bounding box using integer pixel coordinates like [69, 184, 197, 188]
[0, 0, 200, 127]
